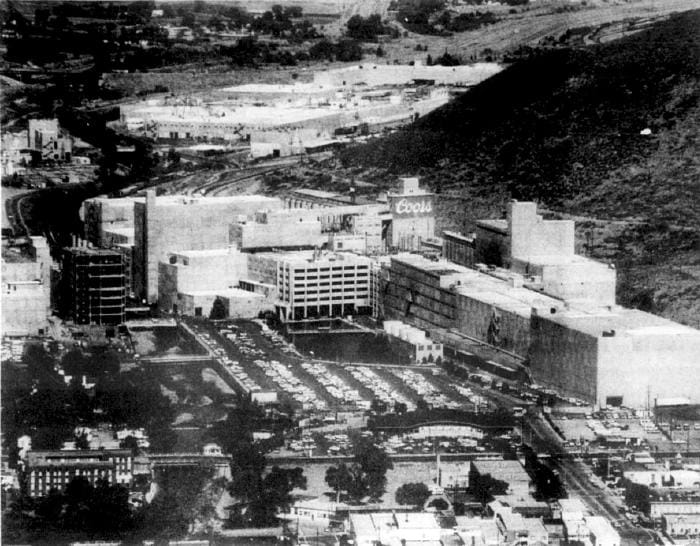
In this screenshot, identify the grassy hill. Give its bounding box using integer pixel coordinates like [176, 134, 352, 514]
[338, 10, 700, 326]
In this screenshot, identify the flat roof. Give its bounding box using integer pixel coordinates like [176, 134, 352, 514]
[278, 251, 372, 267]
[392, 254, 561, 318]
[585, 516, 619, 541]
[291, 188, 342, 199]
[472, 460, 530, 481]
[127, 104, 340, 127]
[476, 219, 508, 234]
[539, 307, 700, 338]
[222, 83, 339, 94]
[183, 288, 265, 298]
[172, 248, 240, 258]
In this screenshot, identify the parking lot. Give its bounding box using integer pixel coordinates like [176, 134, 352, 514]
[184, 319, 491, 418]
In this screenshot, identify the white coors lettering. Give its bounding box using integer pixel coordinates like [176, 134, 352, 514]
[396, 199, 432, 214]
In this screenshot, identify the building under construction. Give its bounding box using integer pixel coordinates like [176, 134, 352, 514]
[61, 247, 126, 325]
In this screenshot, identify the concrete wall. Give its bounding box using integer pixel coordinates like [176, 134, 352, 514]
[454, 292, 531, 357]
[134, 193, 281, 302]
[597, 329, 700, 408]
[81, 198, 138, 247]
[508, 202, 574, 261]
[158, 249, 248, 312]
[176, 290, 270, 319]
[231, 218, 324, 250]
[2, 281, 48, 335]
[313, 63, 502, 87]
[528, 311, 599, 404]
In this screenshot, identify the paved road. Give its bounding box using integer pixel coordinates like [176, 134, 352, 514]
[523, 413, 657, 546]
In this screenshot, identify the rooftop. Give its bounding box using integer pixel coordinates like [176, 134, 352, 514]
[476, 219, 508, 234]
[537, 307, 700, 338]
[392, 254, 561, 318]
[182, 288, 265, 298]
[472, 460, 531, 482]
[585, 516, 619, 541]
[222, 83, 339, 94]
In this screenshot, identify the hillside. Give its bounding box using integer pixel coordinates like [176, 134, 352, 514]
[337, 10, 700, 326]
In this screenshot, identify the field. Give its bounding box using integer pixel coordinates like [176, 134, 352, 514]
[380, 0, 700, 62]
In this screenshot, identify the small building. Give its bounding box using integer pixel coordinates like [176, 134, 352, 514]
[585, 516, 620, 546]
[470, 460, 533, 499]
[28, 119, 72, 162]
[662, 513, 700, 539]
[350, 511, 442, 546]
[383, 320, 443, 363]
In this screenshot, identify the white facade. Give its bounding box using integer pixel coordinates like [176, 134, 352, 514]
[158, 247, 248, 312]
[585, 516, 620, 546]
[388, 177, 435, 251]
[275, 251, 372, 321]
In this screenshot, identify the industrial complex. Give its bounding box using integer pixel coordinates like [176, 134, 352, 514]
[63, 175, 700, 410]
[117, 62, 502, 157]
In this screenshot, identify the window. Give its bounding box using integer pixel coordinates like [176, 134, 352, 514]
[195, 307, 202, 317]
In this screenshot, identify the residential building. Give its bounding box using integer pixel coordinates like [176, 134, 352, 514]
[61, 247, 126, 325]
[25, 449, 133, 497]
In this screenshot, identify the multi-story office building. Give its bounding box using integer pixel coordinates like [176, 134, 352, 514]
[25, 449, 133, 497]
[274, 250, 372, 321]
[61, 247, 126, 325]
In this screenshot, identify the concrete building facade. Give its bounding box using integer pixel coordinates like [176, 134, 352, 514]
[158, 247, 248, 313]
[26, 449, 132, 497]
[529, 307, 700, 408]
[61, 247, 126, 325]
[275, 251, 372, 321]
[1, 236, 52, 336]
[387, 177, 435, 250]
[134, 191, 282, 303]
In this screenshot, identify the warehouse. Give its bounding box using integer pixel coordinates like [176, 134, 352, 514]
[379, 253, 561, 358]
[529, 306, 700, 408]
[158, 248, 248, 313]
[133, 191, 282, 303]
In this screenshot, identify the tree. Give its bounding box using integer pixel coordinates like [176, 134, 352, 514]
[395, 482, 431, 506]
[354, 437, 393, 501]
[209, 297, 228, 320]
[75, 432, 90, 450]
[325, 463, 353, 502]
[62, 349, 88, 377]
